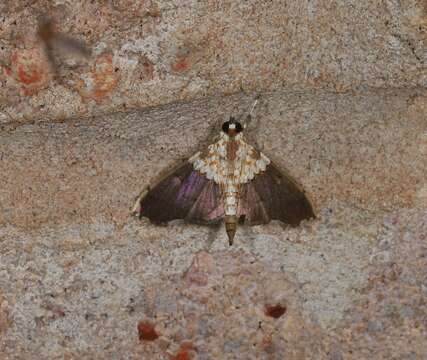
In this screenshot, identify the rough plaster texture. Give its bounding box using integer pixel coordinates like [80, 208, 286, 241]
[0, 89, 426, 358]
[1, 0, 426, 125]
[1, 0, 427, 358]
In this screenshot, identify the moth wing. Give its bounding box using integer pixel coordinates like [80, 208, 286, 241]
[238, 162, 315, 226]
[186, 179, 225, 224]
[237, 182, 270, 225]
[139, 161, 224, 225]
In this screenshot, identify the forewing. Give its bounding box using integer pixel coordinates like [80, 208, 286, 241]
[240, 163, 315, 226]
[139, 162, 224, 225]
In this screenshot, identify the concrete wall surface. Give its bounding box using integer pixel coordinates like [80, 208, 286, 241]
[0, 1, 426, 359]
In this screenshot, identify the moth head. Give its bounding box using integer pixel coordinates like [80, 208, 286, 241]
[222, 117, 243, 137]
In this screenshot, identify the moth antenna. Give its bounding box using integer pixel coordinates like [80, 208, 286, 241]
[249, 98, 259, 116]
[243, 95, 261, 129]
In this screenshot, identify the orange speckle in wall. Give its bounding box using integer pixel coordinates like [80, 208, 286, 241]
[137, 321, 159, 341]
[171, 55, 190, 72]
[76, 52, 119, 102]
[170, 341, 196, 360]
[6, 48, 51, 94]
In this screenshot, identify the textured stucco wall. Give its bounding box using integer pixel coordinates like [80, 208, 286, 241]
[1, 0, 426, 125]
[0, 1, 426, 359]
[1, 89, 426, 358]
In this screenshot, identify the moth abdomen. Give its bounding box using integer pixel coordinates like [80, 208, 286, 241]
[225, 215, 237, 245]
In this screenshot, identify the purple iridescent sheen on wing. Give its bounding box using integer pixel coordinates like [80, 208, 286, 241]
[140, 163, 224, 225]
[187, 181, 224, 223]
[176, 170, 203, 203]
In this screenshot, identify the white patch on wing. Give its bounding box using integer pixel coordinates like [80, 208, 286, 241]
[188, 131, 270, 217]
[188, 132, 270, 186]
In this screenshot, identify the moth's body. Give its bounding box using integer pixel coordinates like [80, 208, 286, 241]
[189, 129, 270, 243]
[136, 117, 315, 246]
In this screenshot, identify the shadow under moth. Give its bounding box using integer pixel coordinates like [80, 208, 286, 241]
[133, 101, 315, 245]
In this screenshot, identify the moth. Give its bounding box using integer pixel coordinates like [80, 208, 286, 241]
[134, 104, 315, 245]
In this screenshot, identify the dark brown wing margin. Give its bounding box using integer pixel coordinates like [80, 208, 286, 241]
[239, 163, 315, 226]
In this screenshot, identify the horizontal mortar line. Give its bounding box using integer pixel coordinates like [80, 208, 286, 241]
[0, 95, 207, 135]
[0, 85, 425, 134]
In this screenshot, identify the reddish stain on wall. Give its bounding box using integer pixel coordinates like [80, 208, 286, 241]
[137, 321, 159, 341]
[5, 48, 50, 94]
[264, 304, 287, 318]
[76, 52, 119, 101]
[171, 56, 190, 72]
[170, 341, 196, 360]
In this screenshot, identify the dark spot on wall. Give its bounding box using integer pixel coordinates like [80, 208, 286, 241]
[137, 321, 159, 341]
[264, 304, 287, 318]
